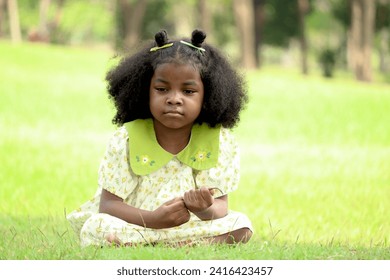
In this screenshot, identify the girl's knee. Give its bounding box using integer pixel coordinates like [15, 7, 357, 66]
[212, 227, 253, 244]
[231, 227, 252, 243]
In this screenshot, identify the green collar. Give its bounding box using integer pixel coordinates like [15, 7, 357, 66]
[124, 119, 220, 175]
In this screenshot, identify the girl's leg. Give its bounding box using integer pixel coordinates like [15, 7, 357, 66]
[105, 228, 252, 247]
[105, 233, 158, 247]
[106, 233, 130, 247]
[209, 227, 252, 244]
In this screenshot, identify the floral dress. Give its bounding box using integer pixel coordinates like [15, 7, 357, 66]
[67, 119, 253, 246]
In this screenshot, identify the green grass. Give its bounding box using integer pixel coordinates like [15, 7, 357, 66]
[0, 41, 389, 259]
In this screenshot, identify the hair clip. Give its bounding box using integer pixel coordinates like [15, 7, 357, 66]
[180, 40, 206, 53]
[150, 43, 174, 52]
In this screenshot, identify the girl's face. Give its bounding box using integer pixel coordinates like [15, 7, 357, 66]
[149, 62, 204, 131]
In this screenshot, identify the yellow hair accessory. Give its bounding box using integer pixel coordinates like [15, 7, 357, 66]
[180, 40, 206, 52]
[150, 43, 173, 52]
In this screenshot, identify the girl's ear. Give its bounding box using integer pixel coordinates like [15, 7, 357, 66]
[155, 30, 169, 47]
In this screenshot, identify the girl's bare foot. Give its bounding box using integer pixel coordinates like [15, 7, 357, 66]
[106, 233, 133, 247]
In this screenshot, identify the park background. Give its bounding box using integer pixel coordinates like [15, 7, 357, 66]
[0, 0, 389, 259]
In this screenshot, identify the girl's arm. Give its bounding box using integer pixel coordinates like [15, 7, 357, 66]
[183, 187, 228, 220]
[99, 189, 190, 229]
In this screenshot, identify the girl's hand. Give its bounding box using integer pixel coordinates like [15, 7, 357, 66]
[99, 189, 190, 229]
[183, 187, 214, 214]
[151, 197, 190, 229]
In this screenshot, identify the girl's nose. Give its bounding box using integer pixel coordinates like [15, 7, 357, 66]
[167, 91, 183, 105]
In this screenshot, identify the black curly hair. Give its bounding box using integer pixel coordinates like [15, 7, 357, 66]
[105, 29, 248, 128]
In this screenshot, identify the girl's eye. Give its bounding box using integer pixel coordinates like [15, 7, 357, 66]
[156, 87, 167, 92]
[183, 89, 195, 95]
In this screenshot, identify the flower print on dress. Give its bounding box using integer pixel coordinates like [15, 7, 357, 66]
[136, 155, 155, 166]
[67, 123, 253, 247]
[191, 151, 211, 162]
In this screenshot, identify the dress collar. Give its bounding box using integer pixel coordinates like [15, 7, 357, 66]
[124, 119, 220, 175]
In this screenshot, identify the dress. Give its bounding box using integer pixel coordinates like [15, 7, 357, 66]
[67, 119, 253, 246]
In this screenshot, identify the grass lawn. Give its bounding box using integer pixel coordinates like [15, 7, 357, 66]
[0, 41, 389, 259]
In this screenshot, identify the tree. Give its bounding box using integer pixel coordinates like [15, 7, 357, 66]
[171, 0, 195, 36]
[7, 0, 21, 43]
[0, 0, 6, 37]
[297, 0, 309, 75]
[261, 0, 313, 73]
[350, 0, 376, 82]
[117, 0, 148, 50]
[26, 0, 65, 43]
[198, 0, 211, 35]
[233, 0, 257, 69]
[253, 0, 265, 67]
[37, 0, 50, 41]
[377, 0, 390, 73]
[49, 0, 65, 43]
[330, 0, 350, 69]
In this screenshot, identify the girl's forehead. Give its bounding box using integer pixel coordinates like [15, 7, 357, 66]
[153, 62, 201, 78]
[151, 63, 204, 88]
[154, 54, 202, 70]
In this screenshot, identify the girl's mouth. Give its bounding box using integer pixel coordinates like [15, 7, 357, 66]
[164, 110, 183, 115]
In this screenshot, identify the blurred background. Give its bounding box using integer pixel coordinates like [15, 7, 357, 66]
[1, 0, 389, 82]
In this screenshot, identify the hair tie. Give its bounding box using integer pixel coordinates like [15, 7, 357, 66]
[150, 43, 174, 52]
[180, 40, 206, 53]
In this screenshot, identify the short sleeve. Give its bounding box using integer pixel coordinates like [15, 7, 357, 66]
[195, 128, 240, 197]
[98, 127, 138, 200]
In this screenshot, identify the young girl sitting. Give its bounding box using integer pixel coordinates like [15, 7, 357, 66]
[67, 29, 253, 247]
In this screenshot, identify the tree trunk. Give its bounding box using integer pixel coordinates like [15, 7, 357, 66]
[361, 0, 375, 81]
[378, 0, 390, 73]
[0, 0, 6, 37]
[378, 29, 389, 73]
[7, 0, 21, 43]
[233, 0, 257, 69]
[28, 0, 64, 43]
[51, 0, 65, 31]
[253, 0, 265, 67]
[297, 0, 309, 75]
[350, 0, 361, 74]
[38, 0, 51, 41]
[198, 0, 211, 35]
[350, 0, 375, 82]
[118, 0, 148, 50]
[172, 2, 194, 37]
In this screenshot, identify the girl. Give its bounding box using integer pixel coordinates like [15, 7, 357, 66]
[67, 29, 253, 247]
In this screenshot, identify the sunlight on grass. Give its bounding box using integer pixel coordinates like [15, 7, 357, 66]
[232, 70, 390, 248]
[0, 41, 389, 259]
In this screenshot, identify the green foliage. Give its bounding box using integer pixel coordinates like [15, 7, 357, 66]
[211, 1, 236, 47]
[15, 0, 114, 44]
[376, 1, 390, 31]
[141, 1, 173, 39]
[330, 0, 350, 29]
[1, 42, 389, 259]
[262, 0, 299, 46]
[57, 1, 114, 44]
[262, 0, 314, 47]
[318, 48, 336, 77]
[115, 0, 173, 49]
[17, 0, 40, 34]
[331, 0, 390, 32]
